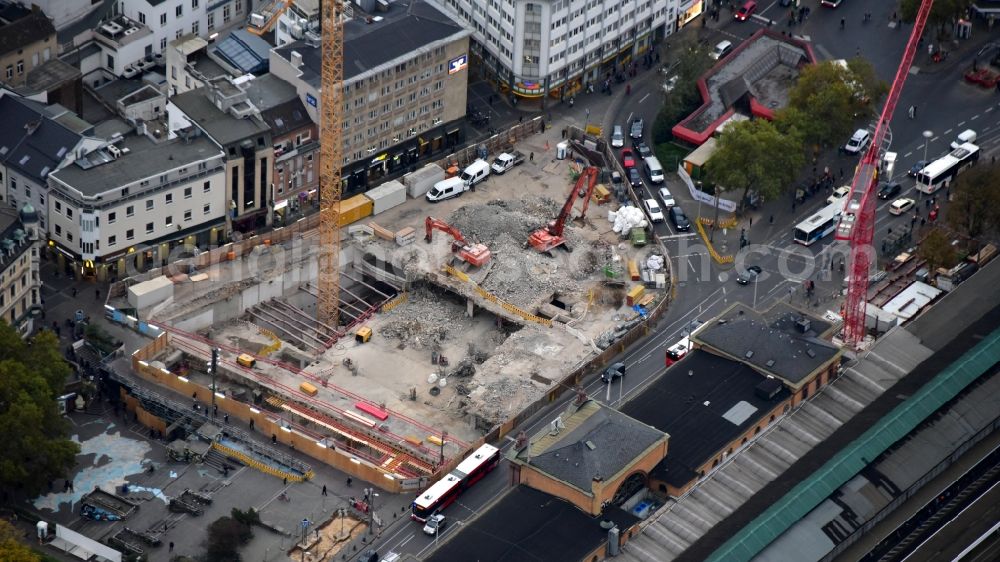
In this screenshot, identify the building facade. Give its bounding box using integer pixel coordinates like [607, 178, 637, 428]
[0, 5, 57, 89]
[46, 131, 226, 280]
[0, 204, 41, 336]
[269, 0, 471, 192]
[430, 0, 676, 103]
[261, 97, 318, 224]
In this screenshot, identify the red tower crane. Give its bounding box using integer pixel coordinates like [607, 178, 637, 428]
[424, 217, 492, 267]
[836, 0, 935, 348]
[527, 166, 600, 254]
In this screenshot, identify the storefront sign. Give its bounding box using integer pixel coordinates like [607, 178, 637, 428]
[448, 54, 468, 74]
[306, 93, 317, 107]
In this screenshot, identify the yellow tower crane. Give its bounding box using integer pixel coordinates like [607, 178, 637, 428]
[318, 0, 344, 326]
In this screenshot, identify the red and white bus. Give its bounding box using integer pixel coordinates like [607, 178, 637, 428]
[411, 443, 500, 522]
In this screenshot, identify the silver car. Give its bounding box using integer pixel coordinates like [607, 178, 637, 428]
[610, 125, 624, 148]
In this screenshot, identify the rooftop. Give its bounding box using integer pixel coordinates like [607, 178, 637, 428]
[620, 350, 790, 487]
[24, 59, 83, 94]
[241, 74, 298, 112]
[0, 94, 80, 184]
[92, 78, 148, 109]
[0, 8, 54, 58]
[693, 302, 839, 386]
[272, 0, 468, 88]
[511, 399, 667, 494]
[50, 133, 222, 198]
[261, 97, 311, 137]
[171, 86, 270, 146]
[211, 29, 271, 75]
[424, 485, 628, 562]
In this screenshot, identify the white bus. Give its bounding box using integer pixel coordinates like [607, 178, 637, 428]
[794, 202, 844, 246]
[915, 143, 979, 194]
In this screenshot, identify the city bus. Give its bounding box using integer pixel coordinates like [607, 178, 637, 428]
[410, 443, 500, 522]
[793, 202, 844, 246]
[915, 143, 980, 194]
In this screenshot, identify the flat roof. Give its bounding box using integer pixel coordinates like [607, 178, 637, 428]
[693, 302, 839, 386]
[50, 134, 222, 198]
[170, 87, 270, 146]
[881, 281, 943, 320]
[424, 485, 620, 562]
[621, 350, 790, 487]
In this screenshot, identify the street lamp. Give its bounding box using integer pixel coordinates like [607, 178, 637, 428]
[366, 488, 379, 535]
[921, 130, 933, 198]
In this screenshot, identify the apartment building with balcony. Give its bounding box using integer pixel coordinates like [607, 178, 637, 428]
[270, 0, 471, 192]
[430, 0, 676, 103]
[0, 203, 42, 336]
[46, 129, 226, 280]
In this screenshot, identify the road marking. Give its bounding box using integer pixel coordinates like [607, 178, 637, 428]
[931, 136, 939, 142]
[659, 233, 697, 240]
[972, 115, 980, 121]
[943, 128, 953, 135]
[687, 259, 697, 275]
[958, 121, 966, 127]
[987, 107, 995, 113]
[903, 151, 913, 158]
[639, 93, 650, 103]
[672, 252, 708, 259]
[398, 534, 414, 548]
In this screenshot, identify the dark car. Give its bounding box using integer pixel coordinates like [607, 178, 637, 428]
[601, 362, 626, 383]
[908, 160, 929, 177]
[669, 206, 690, 231]
[633, 141, 653, 159]
[736, 265, 762, 284]
[630, 118, 644, 139]
[628, 167, 643, 187]
[877, 181, 902, 200]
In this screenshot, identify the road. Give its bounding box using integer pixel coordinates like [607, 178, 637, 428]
[372, 5, 1000, 559]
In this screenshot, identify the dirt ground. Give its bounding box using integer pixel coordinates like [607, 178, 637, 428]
[288, 513, 367, 562]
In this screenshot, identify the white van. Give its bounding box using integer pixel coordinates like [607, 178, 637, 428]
[643, 156, 664, 184]
[460, 159, 491, 187]
[425, 177, 468, 202]
[950, 129, 976, 150]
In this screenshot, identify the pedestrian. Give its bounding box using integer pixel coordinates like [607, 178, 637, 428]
[840, 17, 845, 30]
[792, 200, 796, 211]
[748, 217, 752, 228]
[347, 477, 353, 487]
[169, 542, 174, 553]
[322, 485, 327, 496]
[64, 480, 70, 492]
[529, 152, 534, 162]
[95, 289, 100, 300]
[925, 198, 931, 209]
[223, 413, 229, 424]
[518, 115, 523, 124]
[272, 434, 277, 444]
[561, 128, 567, 139]
[72, 287, 78, 297]
[908, 105, 915, 119]
[769, 215, 774, 225]
[921, 217, 926, 227]
[283, 477, 287, 486]
[249, 418, 255, 430]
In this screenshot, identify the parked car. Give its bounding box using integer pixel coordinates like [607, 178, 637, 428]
[628, 167, 643, 187]
[735, 0, 757, 21]
[710, 40, 733, 60]
[630, 118, 644, 139]
[826, 185, 851, 205]
[908, 160, 929, 177]
[601, 362, 626, 383]
[633, 141, 653, 159]
[658, 187, 675, 208]
[610, 125, 624, 148]
[423, 514, 447, 536]
[665, 336, 691, 364]
[877, 181, 902, 200]
[610, 171, 623, 191]
[621, 148, 636, 169]
[736, 265, 762, 285]
[669, 206, 690, 231]
[644, 199, 665, 223]
[889, 197, 916, 216]
[844, 129, 871, 154]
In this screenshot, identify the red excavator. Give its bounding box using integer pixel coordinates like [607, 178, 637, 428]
[424, 217, 492, 267]
[527, 166, 599, 254]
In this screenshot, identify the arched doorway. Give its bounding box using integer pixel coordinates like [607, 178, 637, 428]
[610, 472, 647, 507]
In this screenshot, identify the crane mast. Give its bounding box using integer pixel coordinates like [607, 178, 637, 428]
[318, 0, 344, 327]
[836, 0, 934, 348]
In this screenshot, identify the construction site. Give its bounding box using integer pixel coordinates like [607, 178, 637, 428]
[114, 135, 670, 490]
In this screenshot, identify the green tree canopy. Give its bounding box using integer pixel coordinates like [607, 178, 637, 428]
[900, 0, 973, 33]
[918, 227, 961, 272]
[946, 162, 1000, 240]
[652, 40, 714, 144]
[0, 520, 41, 562]
[705, 118, 804, 208]
[0, 322, 79, 496]
[204, 516, 253, 562]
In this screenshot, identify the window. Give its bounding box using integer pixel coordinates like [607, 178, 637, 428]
[108, 235, 117, 246]
[67, 232, 73, 242]
[192, 0, 198, 8]
[223, 5, 231, 23]
[55, 201, 62, 213]
[207, 12, 214, 30]
[165, 193, 173, 204]
[176, 29, 183, 39]
[160, 38, 167, 51]
[24, 187, 30, 198]
[160, 13, 167, 26]
[184, 187, 192, 199]
[66, 208, 73, 219]
[126, 229, 134, 240]
[192, 21, 199, 35]
[106, 54, 114, 69]
[235, 0, 242, 13]
[54, 225, 61, 236]
[203, 181, 211, 193]
[138, 12, 145, 25]
[146, 222, 154, 233]
[5, 65, 11, 79]
[184, 210, 192, 221]
[126, 205, 134, 217]
[203, 203, 210, 215]
[176, 5, 183, 17]
[16, 60, 23, 74]
[165, 215, 173, 226]
[146, 199, 154, 211]
[9, 179, 15, 191]
[108, 211, 116, 223]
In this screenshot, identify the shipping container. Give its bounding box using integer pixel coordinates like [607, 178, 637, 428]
[402, 164, 445, 198]
[128, 275, 174, 309]
[338, 194, 374, 227]
[366, 180, 407, 214]
[300, 381, 318, 396]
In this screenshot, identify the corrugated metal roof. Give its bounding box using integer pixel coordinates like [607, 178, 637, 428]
[706, 325, 1000, 562]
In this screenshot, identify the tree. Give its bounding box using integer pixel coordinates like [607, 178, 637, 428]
[918, 227, 960, 272]
[0, 323, 79, 496]
[900, 0, 973, 35]
[203, 516, 253, 562]
[946, 163, 1000, 240]
[705, 119, 805, 209]
[780, 60, 884, 149]
[652, 41, 714, 144]
[0, 520, 41, 562]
